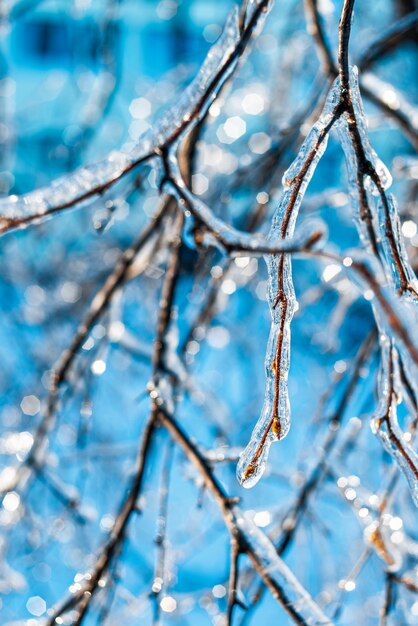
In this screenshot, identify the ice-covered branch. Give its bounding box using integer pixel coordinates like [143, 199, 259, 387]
[3, 0, 418, 622]
[0, 1, 271, 236]
[236, 78, 341, 488]
[165, 157, 325, 257]
[236, 0, 418, 490]
[46, 208, 184, 626]
[336, 68, 418, 299]
[0, 201, 168, 498]
[371, 336, 418, 507]
[158, 406, 334, 626]
[305, 0, 418, 149]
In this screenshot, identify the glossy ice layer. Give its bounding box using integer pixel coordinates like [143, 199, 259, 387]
[337, 66, 418, 301]
[371, 336, 418, 507]
[376, 193, 418, 297]
[237, 78, 341, 488]
[0, 6, 241, 232]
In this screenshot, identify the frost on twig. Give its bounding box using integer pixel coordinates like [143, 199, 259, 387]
[236, 78, 341, 488]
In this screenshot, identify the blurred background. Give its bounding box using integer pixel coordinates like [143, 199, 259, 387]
[0, 1, 417, 624]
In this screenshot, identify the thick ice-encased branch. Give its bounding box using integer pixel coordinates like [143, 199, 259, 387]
[237, 77, 341, 488]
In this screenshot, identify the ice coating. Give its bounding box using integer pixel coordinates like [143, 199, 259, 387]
[141, 5, 240, 149]
[337, 65, 418, 302]
[330, 68, 418, 492]
[372, 415, 418, 508]
[376, 193, 418, 298]
[237, 78, 341, 488]
[371, 335, 418, 507]
[0, 6, 240, 233]
[0, 151, 133, 232]
[242, 0, 271, 30]
[336, 68, 390, 250]
[342, 250, 418, 379]
[233, 508, 333, 625]
[336, 469, 403, 570]
[165, 154, 325, 256]
[338, 67, 393, 196]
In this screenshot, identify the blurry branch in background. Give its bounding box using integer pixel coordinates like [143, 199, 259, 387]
[1, 0, 418, 624]
[65, 0, 124, 168]
[0, 199, 169, 497]
[358, 10, 418, 72]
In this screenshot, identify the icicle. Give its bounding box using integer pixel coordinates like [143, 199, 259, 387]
[237, 78, 341, 488]
[371, 336, 418, 507]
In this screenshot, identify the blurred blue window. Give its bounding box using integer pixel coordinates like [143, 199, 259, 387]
[13, 19, 99, 65]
